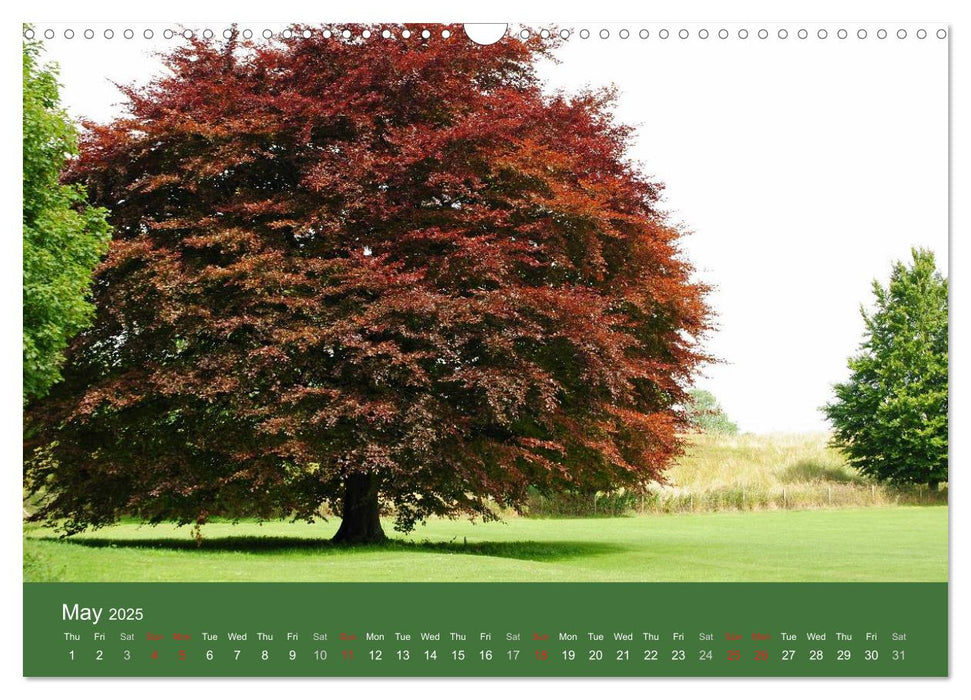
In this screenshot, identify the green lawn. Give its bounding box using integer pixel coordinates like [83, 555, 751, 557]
[24, 506, 946, 583]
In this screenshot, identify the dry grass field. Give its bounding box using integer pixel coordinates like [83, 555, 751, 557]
[527, 433, 947, 516]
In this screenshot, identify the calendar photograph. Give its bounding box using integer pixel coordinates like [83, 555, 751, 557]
[20, 20, 949, 678]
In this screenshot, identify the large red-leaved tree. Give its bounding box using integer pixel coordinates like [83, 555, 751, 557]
[25, 25, 711, 543]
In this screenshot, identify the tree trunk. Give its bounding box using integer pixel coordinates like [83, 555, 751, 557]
[332, 473, 386, 544]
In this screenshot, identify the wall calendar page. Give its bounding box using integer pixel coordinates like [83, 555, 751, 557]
[15, 5, 955, 693]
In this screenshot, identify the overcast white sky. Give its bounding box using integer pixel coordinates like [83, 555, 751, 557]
[31, 22, 948, 433]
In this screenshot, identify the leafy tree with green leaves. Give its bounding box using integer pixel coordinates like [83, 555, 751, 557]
[23, 34, 111, 402]
[685, 389, 738, 435]
[824, 248, 948, 488]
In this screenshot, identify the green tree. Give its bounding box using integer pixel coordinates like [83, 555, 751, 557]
[685, 389, 738, 435]
[23, 34, 111, 402]
[824, 248, 948, 488]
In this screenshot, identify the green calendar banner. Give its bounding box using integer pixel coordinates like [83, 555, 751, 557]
[23, 582, 947, 677]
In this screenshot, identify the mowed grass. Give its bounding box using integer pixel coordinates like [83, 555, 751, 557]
[24, 506, 946, 583]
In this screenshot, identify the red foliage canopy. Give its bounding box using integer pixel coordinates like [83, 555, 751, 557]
[26, 25, 711, 541]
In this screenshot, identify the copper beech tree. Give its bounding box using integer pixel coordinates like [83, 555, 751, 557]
[25, 26, 711, 543]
